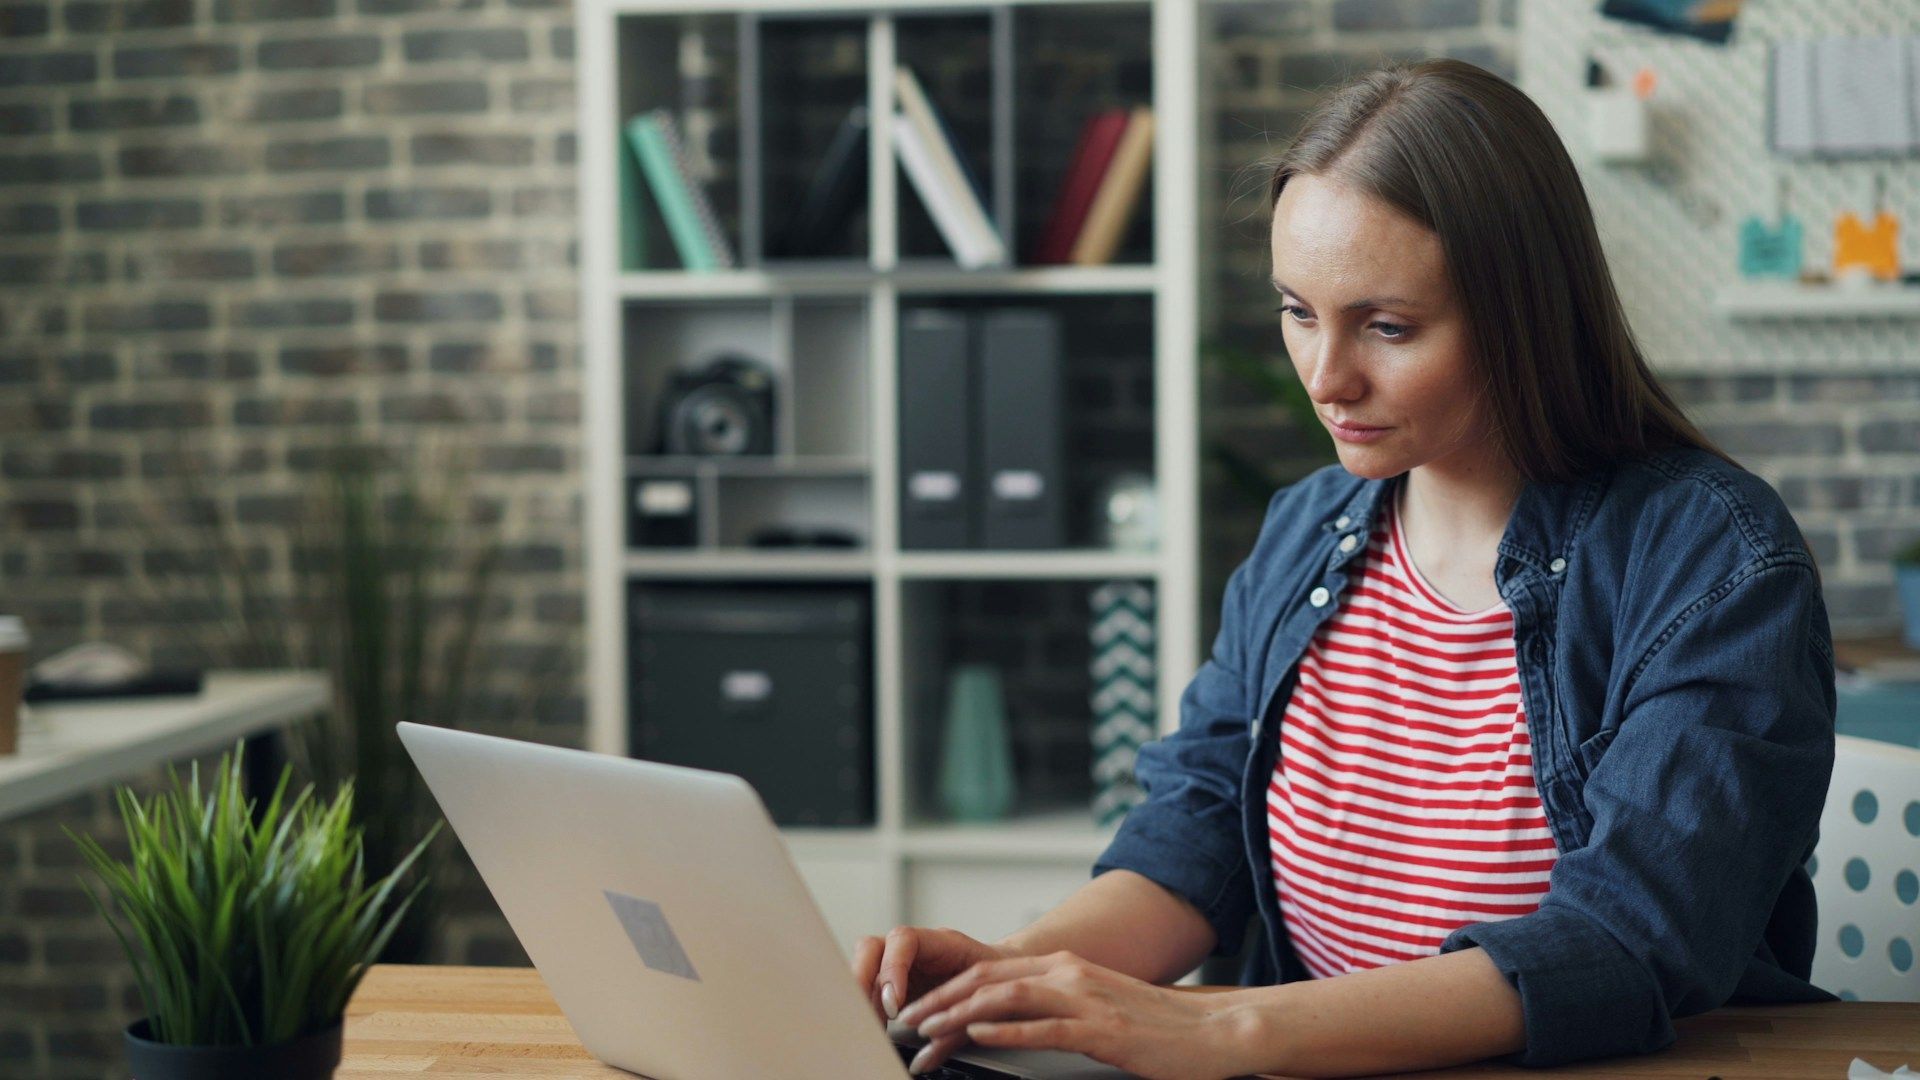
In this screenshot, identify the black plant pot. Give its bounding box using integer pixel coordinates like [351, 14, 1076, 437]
[124, 1017, 343, 1080]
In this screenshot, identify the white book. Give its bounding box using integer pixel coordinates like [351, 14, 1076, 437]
[894, 113, 993, 267]
[893, 64, 1005, 265]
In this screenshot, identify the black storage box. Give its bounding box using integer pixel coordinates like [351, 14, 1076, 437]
[629, 583, 873, 827]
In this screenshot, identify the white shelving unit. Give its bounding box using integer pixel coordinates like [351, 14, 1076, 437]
[1714, 280, 1920, 321]
[579, 0, 1199, 958]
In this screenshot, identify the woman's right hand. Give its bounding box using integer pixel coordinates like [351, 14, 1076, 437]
[850, 926, 1022, 1067]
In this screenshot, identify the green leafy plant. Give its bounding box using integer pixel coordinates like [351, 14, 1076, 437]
[65, 742, 441, 1046]
[1200, 336, 1337, 508]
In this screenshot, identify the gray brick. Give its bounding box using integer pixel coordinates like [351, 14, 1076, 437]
[1698, 419, 1843, 457]
[419, 238, 523, 271]
[271, 239, 400, 277]
[2, 449, 123, 480]
[364, 78, 488, 116]
[112, 42, 240, 79]
[233, 396, 358, 427]
[1822, 581, 1897, 624]
[41, 934, 125, 966]
[380, 390, 507, 423]
[279, 342, 408, 377]
[41, 548, 129, 578]
[68, 92, 200, 131]
[524, 287, 574, 322]
[0, 978, 106, 1011]
[402, 27, 527, 63]
[64, 0, 193, 31]
[510, 184, 573, 218]
[1775, 473, 1905, 513]
[141, 347, 260, 379]
[131, 246, 257, 281]
[1785, 375, 1920, 403]
[1662, 374, 1780, 406]
[219, 189, 344, 227]
[480, 444, 566, 473]
[0, 151, 104, 186]
[1438, 42, 1515, 82]
[0, 251, 108, 286]
[410, 133, 536, 167]
[231, 296, 355, 328]
[1332, 0, 1483, 32]
[258, 31, 380, 70]
[550, 25, 571, 60]
[365, 185, 490, 220]
[4, 499, 78, 529]
[0, 2, 50, 35]
[0, 102, 53, 135]
[1798, 525, 1839, 565]
[246, 85, 342, 122]
[1861, 421, 1920, 455]
[118, 141, 248, 178]
[356, 0, 480, 13]
[264, 134, 389, 171]
[58, 349, 116, 380]
[214, 0, 333, 18]
[373, 289, 503, 323]
[509, 77, 572, 112]
[0, 50, 94, 85]
[0, 354, 38, 381]
[1280, 46, 1432, 92]
[235, 493, 309, 523]
[89, 398, 212, 429]
[534, 592, 582, 622]
[1856, 525, 1920, 564]
[76, 195, 201, 230]
[1213, 0, 1313, 36]
[0, 202, 59, 233]
[525, 390, 577, 424]
[0, 929, 28, 962]
[80, 300, 211, 333]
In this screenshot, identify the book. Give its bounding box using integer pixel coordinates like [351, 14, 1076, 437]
[774, 103, 868, 259]
[894, 112, 995, 267]
[623, 109, 735, 271]
[1031, 107, 1131, 265]
[1070, 105, 1153, 266]
[617, 119, 651, 270]
[894, 64, 1005, 265]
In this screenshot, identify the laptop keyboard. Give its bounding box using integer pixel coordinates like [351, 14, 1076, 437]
[892, 1038, 1027, 1080]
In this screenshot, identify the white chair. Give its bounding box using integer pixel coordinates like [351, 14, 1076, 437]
[1809, 734, 1920, 1002]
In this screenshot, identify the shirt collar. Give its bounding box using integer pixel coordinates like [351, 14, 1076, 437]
[1324, 466, 1610, 578]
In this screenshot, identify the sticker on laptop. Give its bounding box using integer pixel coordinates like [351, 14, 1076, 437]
[604, 890, 701, 981]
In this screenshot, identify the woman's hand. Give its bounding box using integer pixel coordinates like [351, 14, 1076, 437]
[891, 950, 1261, 1080]
[849, 925, 1022, 1030]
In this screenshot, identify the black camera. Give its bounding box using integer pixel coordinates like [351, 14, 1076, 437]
[653, 353, 777, 456]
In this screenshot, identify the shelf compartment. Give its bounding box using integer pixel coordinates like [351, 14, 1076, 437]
[898, 293, 1158, 551]
[626, 550, 873, 578]
[891, 10, 1009, 267]
[714, 473, 870, 549]
[901, 577, 1152, 831]
[615, 13, 743, 271]
[753, 12, 871, 265]
[1012, 2, 1154, 268]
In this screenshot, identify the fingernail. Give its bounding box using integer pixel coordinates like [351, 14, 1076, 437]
[882, 983, 900, 1020]
[917, 1010, 947, 1038]
[908, 1047, 931, 1074]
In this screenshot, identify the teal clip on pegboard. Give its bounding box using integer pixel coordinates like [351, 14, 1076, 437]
[1738, 175, 1803, 280]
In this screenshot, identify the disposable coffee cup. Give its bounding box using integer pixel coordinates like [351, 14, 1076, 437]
[0, 616, 27, 756]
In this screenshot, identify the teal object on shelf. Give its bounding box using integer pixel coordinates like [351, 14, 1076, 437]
[1836, 678, 1920, 750]
[1897, 564, 1920, 650]
[937, 664, 1015, 822]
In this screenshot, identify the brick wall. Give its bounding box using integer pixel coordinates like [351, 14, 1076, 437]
[0, 0, 583, 1070]
[0, 0, 1911, 1074]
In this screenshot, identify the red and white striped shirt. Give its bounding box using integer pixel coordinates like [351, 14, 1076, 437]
[1266, 480, 1557, 978]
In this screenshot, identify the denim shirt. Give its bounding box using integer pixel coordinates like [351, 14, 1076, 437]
[1092, 447, 1838, 1068]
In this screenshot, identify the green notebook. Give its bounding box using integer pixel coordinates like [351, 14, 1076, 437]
[616, 120, 650, 270]
[623, 111, 716, 271]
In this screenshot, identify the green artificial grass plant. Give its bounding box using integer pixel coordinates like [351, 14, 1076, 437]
[65, 742, 441, 1047]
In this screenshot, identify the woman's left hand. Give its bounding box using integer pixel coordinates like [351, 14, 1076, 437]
[892, 950, 1261, 1080]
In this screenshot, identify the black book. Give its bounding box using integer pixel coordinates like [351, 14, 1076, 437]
[773, 103, 869, 259]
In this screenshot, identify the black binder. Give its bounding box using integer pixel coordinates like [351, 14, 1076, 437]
[897, 308, 973, 549]
[977, 309, 1065, 549]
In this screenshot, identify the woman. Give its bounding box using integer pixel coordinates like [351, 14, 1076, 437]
[852, 58, 1836, 1078]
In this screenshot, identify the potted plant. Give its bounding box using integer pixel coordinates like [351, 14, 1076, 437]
[1895, 537, 1920, 649]
[66, 741, 439, 1080]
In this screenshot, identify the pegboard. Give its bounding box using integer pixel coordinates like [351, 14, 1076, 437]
[1519, 0, 1920, 371]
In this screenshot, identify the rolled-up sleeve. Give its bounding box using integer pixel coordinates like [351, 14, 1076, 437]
[1439, 556, 1837, 1067]
[1091, 494, 1280, 958]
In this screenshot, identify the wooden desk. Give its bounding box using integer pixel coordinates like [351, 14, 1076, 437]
[341, 964, 1920, 1079]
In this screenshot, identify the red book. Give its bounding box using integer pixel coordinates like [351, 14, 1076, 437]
[1030, 107, 1131, 265]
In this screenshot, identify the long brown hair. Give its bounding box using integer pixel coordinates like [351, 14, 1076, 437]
[1263, 58, 1738, 486]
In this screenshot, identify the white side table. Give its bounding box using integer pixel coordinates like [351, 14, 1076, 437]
[0, 670, 330, 822]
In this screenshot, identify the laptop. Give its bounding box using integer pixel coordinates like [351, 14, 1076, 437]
[395, 722, 1140, 1080]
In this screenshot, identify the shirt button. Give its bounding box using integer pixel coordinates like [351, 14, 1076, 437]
[1338, 534, 1359, 553]
[1549, 557, 1567, 573]
[1309, 586, 1331, 607]
[1334, 515, 1351, 529]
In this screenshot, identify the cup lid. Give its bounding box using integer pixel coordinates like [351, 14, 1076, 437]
[0, 616, 27, 650]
